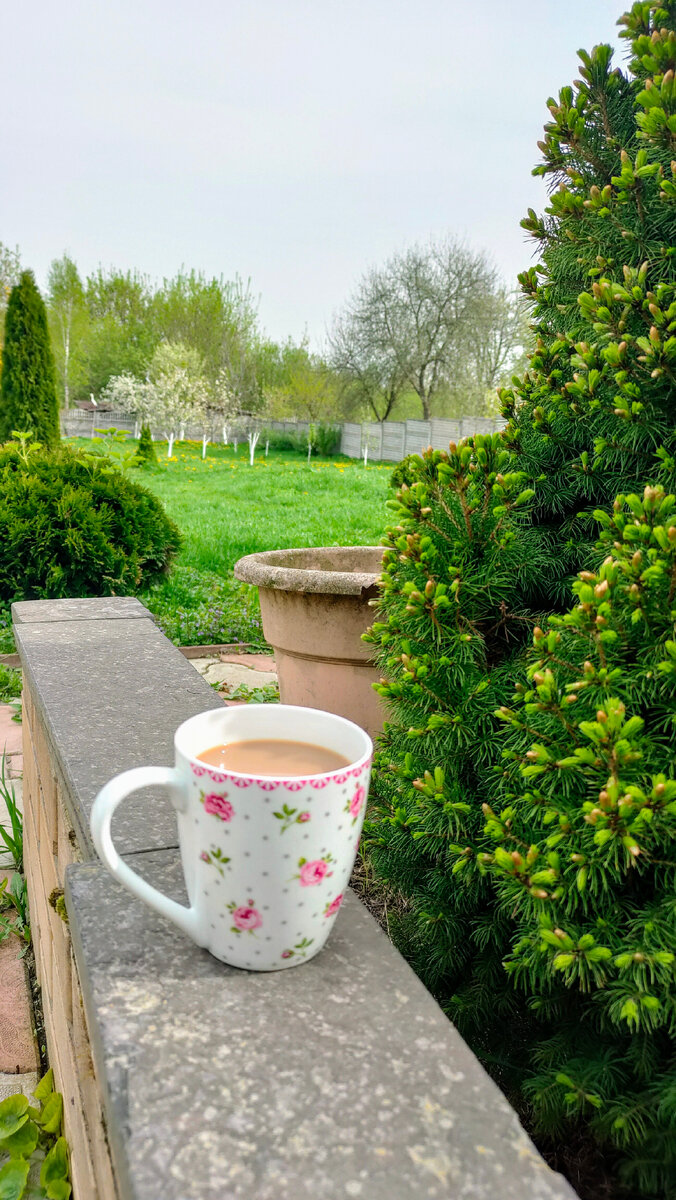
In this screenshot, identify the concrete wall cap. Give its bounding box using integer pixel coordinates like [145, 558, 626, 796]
[12, 597, 149, 624]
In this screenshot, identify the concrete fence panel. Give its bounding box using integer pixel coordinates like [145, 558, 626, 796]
[61, 410, 507, 463]
[430, 418, 462, 447]
[340, 422, 362, 458]
[380, 422, 404, 462]
[404, 420, 433, 457]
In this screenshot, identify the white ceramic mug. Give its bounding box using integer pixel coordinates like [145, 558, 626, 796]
[90, 704, 372, 971]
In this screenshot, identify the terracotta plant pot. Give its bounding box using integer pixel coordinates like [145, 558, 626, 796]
[233, 546, 384, 737]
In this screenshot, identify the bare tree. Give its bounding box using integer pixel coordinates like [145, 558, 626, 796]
[329, 238, 500, 420]
[328, 306, 406, 422]
[443, 289, 531, 417]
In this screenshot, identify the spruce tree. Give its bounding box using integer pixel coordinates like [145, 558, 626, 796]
[502, 3, 676, 607]
[0, 271, 60, 447]
[366, 6, 676, 1195]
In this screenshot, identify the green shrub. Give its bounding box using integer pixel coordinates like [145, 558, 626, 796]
[0, 271, 59, 447]
[487, 484, 676, 1197]
[135, 423, 157, 467]
[366, 7, 676, 1193]
[312, 423, 341, 456]
[0, 605, 13, 655]
[260, 429, 306, 453]
[367, 448, 676, 1194]
[499, 6, 676, 609]
[390, 454, 427, 490]
[0, 440, 180, 601]
[0, 664, 21, 703]
[261, 424, 342, 456]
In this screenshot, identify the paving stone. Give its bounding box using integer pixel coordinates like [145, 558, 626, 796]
[6, 753, 22, 780]
[0, 705, 22, 758]
[66, 855, 577, 1200]
[191, 660, 278, 691]
[0, 1071, 39, 1101]
[219, 652, 276, 673]
[0, 878, 38, 1074]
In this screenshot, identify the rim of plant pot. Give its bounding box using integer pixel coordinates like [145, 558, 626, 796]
[233, 546, 383, 596]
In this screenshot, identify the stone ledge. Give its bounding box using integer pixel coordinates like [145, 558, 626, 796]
[12, 598, 149, 624]
[14, 611, 222, 857]
[66, 855, 576, 1200]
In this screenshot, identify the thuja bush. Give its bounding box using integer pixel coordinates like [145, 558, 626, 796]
[367, 454, 676, 1194]
[0, 271, 60, 448]
[134, 423, 157, 467]
[0, 438, 180, 600]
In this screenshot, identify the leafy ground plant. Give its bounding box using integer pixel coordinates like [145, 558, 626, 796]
[0, 755, 23, 870]
[0, 606, 14, 656]
[0, 664, 21, 704]
[0, 873, 30, 954]
[228, 680, 280, 704]
[0, 1070, 71, 1199]
[143, 567, 265, 647]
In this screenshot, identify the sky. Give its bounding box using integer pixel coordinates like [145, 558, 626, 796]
[5, 0, 623, 350]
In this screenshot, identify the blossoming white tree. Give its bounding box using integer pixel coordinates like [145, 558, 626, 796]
[99, 372, 152, 438]
[210, 367, 241, 446]
[147, 342, 210, 457]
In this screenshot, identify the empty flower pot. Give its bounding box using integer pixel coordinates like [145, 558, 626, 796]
[233, 546, 384, 737]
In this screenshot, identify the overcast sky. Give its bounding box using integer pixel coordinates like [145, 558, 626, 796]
[5, 0, 623, 349]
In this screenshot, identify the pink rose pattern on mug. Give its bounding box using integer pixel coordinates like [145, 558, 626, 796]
[90, 707, 373, 973]
[187, 758, 370, 967]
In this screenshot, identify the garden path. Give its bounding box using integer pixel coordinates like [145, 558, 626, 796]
[187, 650, 278, 701]
[0, 702, 39, 1101]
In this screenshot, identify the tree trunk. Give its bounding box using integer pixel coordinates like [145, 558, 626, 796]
[63, 318, 70, 409]
[167, 432, 175, 457]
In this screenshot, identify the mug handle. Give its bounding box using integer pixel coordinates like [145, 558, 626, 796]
[90, 766, 202, 944]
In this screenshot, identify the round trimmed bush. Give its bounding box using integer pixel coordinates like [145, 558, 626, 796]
[0, 442, 181, 600]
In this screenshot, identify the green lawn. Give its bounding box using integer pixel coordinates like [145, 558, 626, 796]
[129, 441, 392, 646]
